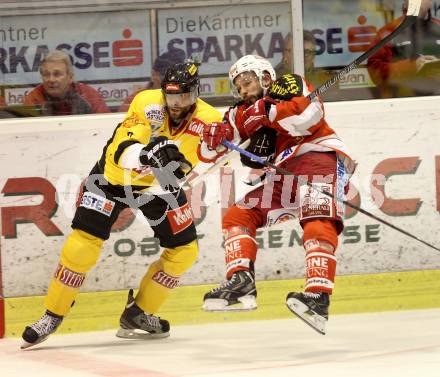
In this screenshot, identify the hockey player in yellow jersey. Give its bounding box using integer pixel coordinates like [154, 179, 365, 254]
[21, 61, 222, 349]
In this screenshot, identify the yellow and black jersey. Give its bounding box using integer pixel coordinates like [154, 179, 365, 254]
[98, 89, 222, 190]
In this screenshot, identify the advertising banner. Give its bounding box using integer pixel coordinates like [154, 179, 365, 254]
[2, 1, 440, 102]
[303, 0, 386, 68]
[157, 3, 291, 76]
[304, 0, 440, 68]
[0, 11, 151, 105]
[155, 1, 387, 95]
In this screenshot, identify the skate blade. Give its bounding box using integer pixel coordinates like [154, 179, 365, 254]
[286, 298, 327, 335]
[203, 295, 257, 312]
[116, 327, 169, 340]
[20, 335, 49, 350]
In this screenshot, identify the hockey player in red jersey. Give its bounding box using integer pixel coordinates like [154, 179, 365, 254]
[198, 55, 355, 334]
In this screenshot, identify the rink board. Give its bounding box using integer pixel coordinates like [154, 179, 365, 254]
[4, 269, 440, 338]
[1, 97, 440, 299]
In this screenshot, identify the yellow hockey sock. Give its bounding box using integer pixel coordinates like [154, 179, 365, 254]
[135, 239, 198, 314]
[44, 229, 103, 316]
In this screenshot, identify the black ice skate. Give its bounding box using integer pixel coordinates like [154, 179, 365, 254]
[203, 270, 257, 311]
[286, 291, 329, 335]
[116, 289, 170, 340]
[21, 310, 63, 349]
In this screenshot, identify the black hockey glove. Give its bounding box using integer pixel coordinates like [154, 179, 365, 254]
[140, 136, 192, 192]
[240, 127, 277, 169]
[268, 73, 304, 100]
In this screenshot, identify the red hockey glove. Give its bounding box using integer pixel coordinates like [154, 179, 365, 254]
[202, 121, 234, 150]
[242, 97, 277, 137]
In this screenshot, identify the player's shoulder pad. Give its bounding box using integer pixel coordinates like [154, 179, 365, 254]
[268, 73, 304, 100]
[194, 98, 223, 122]
[132, 88, 164, 106]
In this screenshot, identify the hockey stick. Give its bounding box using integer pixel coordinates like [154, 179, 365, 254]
[308, 0, 422, 100]
[222, 140, 440, 253]
[184, 139, 251, 188]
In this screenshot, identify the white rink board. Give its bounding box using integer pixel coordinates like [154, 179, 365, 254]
[1, 97, 440, 297]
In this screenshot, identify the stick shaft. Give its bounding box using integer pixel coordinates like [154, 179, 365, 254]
[222, 140, 440, 253]
[308, 13, 418, 100]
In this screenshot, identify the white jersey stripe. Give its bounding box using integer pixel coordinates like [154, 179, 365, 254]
[277, 100, 324, 136]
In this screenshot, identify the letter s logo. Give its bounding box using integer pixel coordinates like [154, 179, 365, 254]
[113, 29, 143, 67]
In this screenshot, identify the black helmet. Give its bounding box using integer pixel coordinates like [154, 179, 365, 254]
[161, 61, 200, 94]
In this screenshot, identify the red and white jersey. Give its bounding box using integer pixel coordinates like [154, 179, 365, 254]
[202, 75, 355, 174]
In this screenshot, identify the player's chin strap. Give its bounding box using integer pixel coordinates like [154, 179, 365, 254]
[222, 140, 440, 253]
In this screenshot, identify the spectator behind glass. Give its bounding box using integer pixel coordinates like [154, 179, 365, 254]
[24, 50, 110, 115]
[0, 94, 9, 118]
[274, 31, 329, 88]
[367, 0, 440, 98]
[118, 49, 185, 112]
[274, 32, 293, 77]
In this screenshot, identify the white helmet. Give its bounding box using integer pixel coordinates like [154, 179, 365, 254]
[228, 55, 276, 96]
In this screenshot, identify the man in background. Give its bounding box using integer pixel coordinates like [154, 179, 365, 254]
[24, 50, 110, 115]
[274, 32, 293, 77]
[118, 49, 185, 112]
[368, 0, 440, 98]
[275, 31, 328, 88]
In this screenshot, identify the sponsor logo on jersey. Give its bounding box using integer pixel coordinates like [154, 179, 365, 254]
[185, 118, 205, 136]
[165, 83, 180, 91]
[300, 183, 333, 219]
[305, 277, 333, 290]
[188, 64, 198, 76]
[266, 209, 297, 226]
[80, 192, 115, 217]
[54, 264, 86, 288]
[152, 270, 179, 289]
[269, 73, 302, 98]
[225, 238, 244, 261]
[166, 202, 193, 234]
[278, 147, 294, 161]
[305, 250, 336, 290]
[122, 114, 143, 128]
[336, 157, 346, 217]
[306, 255, 329, 278]
[144, 104, 165, 126]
